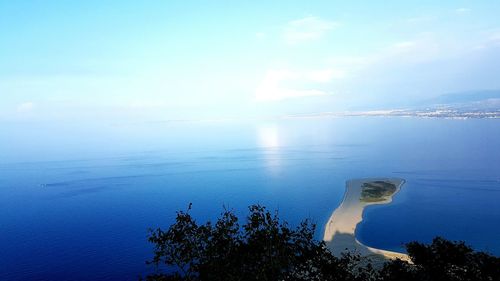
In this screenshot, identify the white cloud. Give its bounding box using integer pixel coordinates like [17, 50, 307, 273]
[325, 37, 439, 76]
[255, 68, 343, 101]
[17, 102, 35, 113]
[489, 32, 500, 45]
[406, 16, 434, 23]
[371, 35, 444, 64]
[455, 8, 471, 14]
[255, 32, 266, 39]
[284, 16, 339, 44]
[473, 29, 500, 49]
[327, 56, 373, 68]
[307, 69, 346, 82]
[393, 41, 417, 49]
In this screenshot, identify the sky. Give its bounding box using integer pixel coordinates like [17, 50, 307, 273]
[1, 0, 500, 122]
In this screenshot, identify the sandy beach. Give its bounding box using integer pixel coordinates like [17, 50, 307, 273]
[323, 178, 410, 262]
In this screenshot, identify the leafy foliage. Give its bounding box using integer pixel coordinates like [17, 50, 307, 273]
[360, 181, 397, 202]
[145, 205, 500, 281]
[146, 204, 370, 281]
[380, 237, 500, 281]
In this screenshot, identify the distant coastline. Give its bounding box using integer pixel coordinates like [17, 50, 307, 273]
[323, 178, 409, 262]
[282, 109, 500, 120]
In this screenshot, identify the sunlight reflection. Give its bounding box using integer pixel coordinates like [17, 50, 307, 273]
[257, 125, 282, 176]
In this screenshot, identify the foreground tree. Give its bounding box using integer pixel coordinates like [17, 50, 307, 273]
[145, 204, 373, 281]
[145, 205, 500, 281]
[379, 237, 500, 281]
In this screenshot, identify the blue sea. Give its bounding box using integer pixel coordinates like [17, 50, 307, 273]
[1, 117, 499, 280]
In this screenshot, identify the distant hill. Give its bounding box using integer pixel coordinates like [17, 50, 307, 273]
[282, 89, 500, 119]
[419, 90, 500, 111]
[431, 90, 500, 104]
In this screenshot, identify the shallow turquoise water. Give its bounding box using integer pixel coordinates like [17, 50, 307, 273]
[1, 117, 499, 280]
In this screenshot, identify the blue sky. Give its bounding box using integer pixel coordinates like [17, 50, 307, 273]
[1, 0, 500, 122]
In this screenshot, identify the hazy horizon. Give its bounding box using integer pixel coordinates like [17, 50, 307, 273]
[2, 1, 500, 123]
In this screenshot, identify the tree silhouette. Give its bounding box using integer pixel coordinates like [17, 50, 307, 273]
[380, 237, 500, 281]
[145, 205, 500, 281]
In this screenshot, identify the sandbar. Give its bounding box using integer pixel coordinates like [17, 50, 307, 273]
[323, 178, 409, 262]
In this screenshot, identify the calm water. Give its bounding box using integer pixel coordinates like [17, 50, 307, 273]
[1, 117, 499, 280]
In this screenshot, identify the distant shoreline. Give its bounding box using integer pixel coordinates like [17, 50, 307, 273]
[323, 178, 409, 262]
[281, 109, 500, 119]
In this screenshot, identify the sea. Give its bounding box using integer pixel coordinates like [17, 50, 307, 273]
[1, 117, 499, 280]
